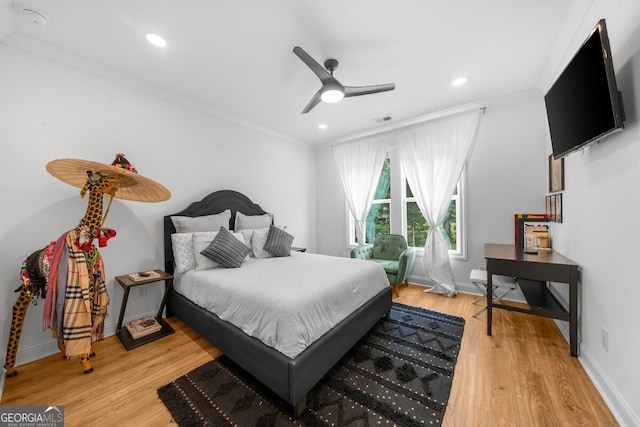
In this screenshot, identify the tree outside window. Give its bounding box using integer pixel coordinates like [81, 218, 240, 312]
[352, 154, 463, 255]
[405, 183, 458, 249]
[364, 158, 391, 243]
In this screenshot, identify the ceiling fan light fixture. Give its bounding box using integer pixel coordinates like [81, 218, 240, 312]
[293, 46, 395, 113]
[320, 87, 344, 104]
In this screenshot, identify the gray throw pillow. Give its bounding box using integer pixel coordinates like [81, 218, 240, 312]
[235, 212, 273, 231]
[201, 227, 250, 268]
[263, 225, 294, 257]
[171, 210, 231, 233]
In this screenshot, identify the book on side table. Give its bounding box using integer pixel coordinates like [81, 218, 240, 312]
[125, 316, 162, 339]
[128, 270, 162, 282]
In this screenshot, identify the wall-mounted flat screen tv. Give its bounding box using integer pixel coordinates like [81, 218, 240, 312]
[544, 19, 625, 159]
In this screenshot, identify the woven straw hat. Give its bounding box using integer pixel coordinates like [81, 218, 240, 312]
[46, 154, 171, 202]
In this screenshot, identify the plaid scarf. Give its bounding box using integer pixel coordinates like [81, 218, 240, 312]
[43, 230, 109, 358]
[43, 234, 67, 332]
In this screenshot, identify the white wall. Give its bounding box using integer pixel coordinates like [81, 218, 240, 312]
[535, 2, 640, 425]
[0, 44, 316, 369]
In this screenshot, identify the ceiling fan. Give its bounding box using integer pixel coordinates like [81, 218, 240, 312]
[293, 46, 395, 114]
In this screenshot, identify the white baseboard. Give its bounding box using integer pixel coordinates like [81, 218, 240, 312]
[4, 309, 157, 373]
[554, 319, 638, 426]
[10, 339, 62, 370]
[549, 286, 639, 424]
[576, 345, 640, 427]
[407, 275, 527, 303]
[410, 274, 636, 426]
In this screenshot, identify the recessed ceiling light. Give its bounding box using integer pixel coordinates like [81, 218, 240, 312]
[146, 33, 167, 48]
[451, 77, 467, 86]
[318, 124, 328, 129]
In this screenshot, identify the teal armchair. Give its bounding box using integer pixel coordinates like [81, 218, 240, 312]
[351, 234, 416, 297]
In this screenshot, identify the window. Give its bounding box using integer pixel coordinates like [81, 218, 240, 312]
[364, 158, 391, 241]
[349, 151, 465, 257]
[405, 183, 460, 250]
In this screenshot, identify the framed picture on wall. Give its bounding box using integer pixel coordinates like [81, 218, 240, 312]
[550, 194, 556, 221]
[555, 193, 563, 223]
[546, 195, 552, 219]
[514, 213, 549, 248]
[549, 154, 565, 192]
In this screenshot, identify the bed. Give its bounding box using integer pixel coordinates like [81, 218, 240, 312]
[163, 190, 392, 416]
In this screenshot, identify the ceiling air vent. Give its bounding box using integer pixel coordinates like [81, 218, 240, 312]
[373, 116, 392, 123]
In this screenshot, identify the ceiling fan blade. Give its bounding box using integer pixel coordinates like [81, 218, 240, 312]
[344, 83, 395, 98]
[293, 46, 334, 84]
[301, 89, 322, 114]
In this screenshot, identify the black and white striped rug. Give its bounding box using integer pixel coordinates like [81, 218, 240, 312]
[158, 303, 464, 426]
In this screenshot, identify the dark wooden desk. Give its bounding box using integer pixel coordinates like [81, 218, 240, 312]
[484, 243, 580, 356]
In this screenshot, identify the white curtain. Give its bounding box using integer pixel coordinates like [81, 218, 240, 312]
[397, 109, 482, 296]
[333, 134, 389, 246]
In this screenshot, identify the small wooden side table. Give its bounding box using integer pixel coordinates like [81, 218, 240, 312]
[115, 269, 175, 350]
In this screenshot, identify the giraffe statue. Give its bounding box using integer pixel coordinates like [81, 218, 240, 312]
[4, 171, 118, 377]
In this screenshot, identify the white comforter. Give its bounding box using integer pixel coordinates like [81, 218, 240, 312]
[174, 252, 389, 358]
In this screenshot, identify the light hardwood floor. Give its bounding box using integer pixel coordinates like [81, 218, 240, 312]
[1, 285, 618, 426]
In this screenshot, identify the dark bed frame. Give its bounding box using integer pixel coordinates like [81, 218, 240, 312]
[163, 190, 392, 416]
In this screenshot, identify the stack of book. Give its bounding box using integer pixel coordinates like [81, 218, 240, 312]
[128, 270, 161, 282]
[125, 316, 162, 339]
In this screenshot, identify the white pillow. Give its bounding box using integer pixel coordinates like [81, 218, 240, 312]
[193, 230, 249, 270]
[171, 233, 197, 273]
[251, 227, 274, 259]
[171, 209, 231, 233]
[192, 232, 222, 270]
[237, 229, 255, 257]
[235, 212, 273, 231]
[171, 230, 219, 272]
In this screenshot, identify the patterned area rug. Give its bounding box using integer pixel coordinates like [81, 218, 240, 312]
[158, 303, 464, 426]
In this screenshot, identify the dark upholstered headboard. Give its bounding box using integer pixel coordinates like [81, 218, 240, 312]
[163, 190, 270, 273]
